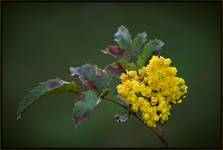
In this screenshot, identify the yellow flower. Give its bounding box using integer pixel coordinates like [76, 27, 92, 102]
[130, 104, 139, 112]
[116, 56, 188, 127]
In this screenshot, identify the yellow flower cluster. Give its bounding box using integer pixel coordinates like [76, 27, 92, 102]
[117, 56, 188, 127]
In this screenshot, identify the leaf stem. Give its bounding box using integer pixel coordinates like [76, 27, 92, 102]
[102, 96, 168, 148]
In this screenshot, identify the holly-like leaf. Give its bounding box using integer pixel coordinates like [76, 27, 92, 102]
[132, 32, 147, 52]
[101, 46, 128, 58]
[73, 90, 101, 127]
[105, 60, 139, 77]
[105, 61, 126, 76]
[17, 78, 79, 120]
[69, 64, 111, 93]
[114, 25, 132, 51]
[114, 113, 129, 123]
[136, 39, 164, 68]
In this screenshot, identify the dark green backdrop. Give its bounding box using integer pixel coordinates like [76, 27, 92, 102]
[2, 2, 221, 148]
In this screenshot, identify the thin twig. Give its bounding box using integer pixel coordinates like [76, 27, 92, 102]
[102, 96, 168, 148]
[103, 96, 128, 109]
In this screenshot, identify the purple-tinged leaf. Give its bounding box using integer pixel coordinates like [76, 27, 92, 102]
[151, 39, 165, 56]
[101, 46, 128, 58]
[69, 64, 111, 92]
[105, 62, 126, 76]
[73, 90, 101, 127]
[17, 78, 79, 120]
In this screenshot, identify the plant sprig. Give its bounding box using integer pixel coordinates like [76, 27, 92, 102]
[17, 25, 170, 147]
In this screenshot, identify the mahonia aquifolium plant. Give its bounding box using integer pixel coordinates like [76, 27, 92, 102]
[17, 26, 188, 147]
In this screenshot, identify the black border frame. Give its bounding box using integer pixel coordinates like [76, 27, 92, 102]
[1, 0, 222, 149]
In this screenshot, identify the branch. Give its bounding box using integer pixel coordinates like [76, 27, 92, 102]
[102, 96, 168, 148]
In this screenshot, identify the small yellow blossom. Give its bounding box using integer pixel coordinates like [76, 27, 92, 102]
[117, 56, 188, 127]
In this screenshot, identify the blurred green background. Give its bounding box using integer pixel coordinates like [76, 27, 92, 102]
[2, 2, 221, 148]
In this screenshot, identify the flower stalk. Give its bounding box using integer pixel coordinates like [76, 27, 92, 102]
[102, 96, 168, 148]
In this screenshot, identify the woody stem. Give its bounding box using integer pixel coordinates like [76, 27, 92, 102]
[102, 96, 168, 148]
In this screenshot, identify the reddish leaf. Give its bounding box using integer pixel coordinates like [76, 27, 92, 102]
[101, 46, 128, 58]
[105, 62, 126, 76]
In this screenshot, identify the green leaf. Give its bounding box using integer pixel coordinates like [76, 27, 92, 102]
[125, 62, 138, 71]
[17, 78, 79, 120]
[114, 25, 132, 51]
[105, 74, 121, 97]
[136, 39, 164, 68]
[132, 32, 147, 52]
[73, 90, 101, 127]
[69, 64, 111, 93]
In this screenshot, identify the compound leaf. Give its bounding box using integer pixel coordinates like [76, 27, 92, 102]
[17, 78, 79, 120]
